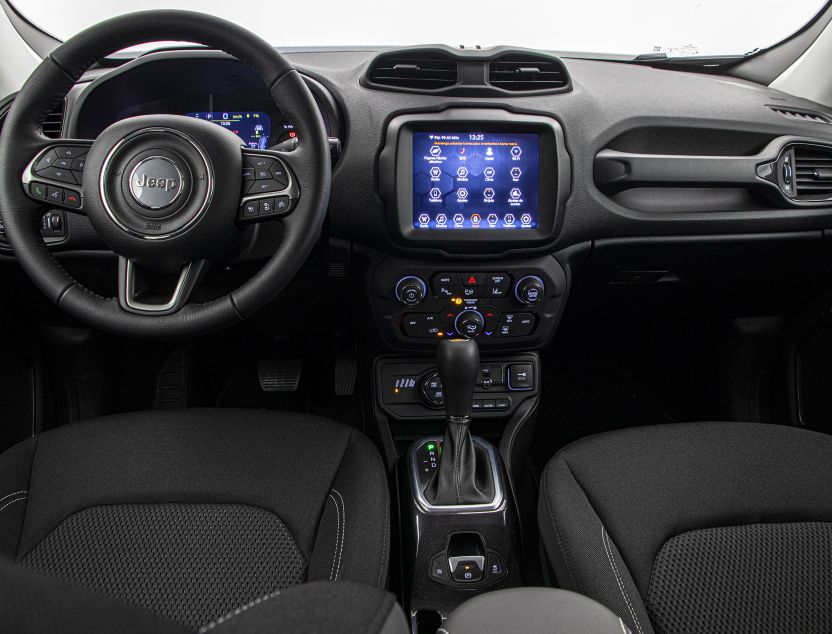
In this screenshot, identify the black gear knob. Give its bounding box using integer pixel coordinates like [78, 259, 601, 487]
[437, 338, 480, 418]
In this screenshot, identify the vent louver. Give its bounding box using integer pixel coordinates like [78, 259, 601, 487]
[488, 54, 569, 91]
[768, 106, 831, 125]
[41, 104, 64, 138]
[793, 145, 832, 200]
[368, 53, 457, 90]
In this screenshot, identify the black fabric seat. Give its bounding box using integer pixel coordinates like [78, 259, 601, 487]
[538, 422, 832, 634]
[0, 409, 391, 632]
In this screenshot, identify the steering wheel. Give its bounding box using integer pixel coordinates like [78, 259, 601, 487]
[0, 10, 331, 339]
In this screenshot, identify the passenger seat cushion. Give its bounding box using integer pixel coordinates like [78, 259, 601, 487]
[538, 422, 832, 634]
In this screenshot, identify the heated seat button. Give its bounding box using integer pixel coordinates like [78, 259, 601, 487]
[508, 363, 534, 390]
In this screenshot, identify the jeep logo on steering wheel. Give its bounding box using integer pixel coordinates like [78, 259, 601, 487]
[128, 156, 184, 210]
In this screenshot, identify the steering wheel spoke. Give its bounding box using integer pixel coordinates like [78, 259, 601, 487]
[237, 148, 299, 224]
[22, 140, 94, 213]
[118, 256, 210, 316]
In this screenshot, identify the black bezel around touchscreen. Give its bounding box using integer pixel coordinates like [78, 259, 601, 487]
[379, 109, 570, 251]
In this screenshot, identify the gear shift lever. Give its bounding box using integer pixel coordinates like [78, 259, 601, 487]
[424, 338, 495, 505]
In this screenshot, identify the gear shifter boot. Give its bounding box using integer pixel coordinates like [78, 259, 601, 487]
[424, 418, 495, 505]
[424, 338, 495, 506]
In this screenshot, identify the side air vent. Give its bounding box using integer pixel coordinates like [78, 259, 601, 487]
[793, 145, 832, 200]
[41, 104, 64, 138]
[367, 52, 457, 90]
[768, 105, 832, 125]
[488, 54, 570, 92]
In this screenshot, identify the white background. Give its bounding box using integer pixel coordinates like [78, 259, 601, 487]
[10, 0, 828, 56]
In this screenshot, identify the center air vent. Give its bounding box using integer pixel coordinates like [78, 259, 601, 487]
[793, 145, 832, 200]
[367, 52, 457, 91]
[488, 54, 570, 92]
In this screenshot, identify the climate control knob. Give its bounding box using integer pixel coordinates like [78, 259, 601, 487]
[396, 276, 427, 306]
[454, 309, 485, 339]
[515, 276, 545, 305]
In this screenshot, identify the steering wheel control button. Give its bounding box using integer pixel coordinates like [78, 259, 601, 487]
[128, 156, 184, 210]
[508, 363, 534, 391]
[34, 150, 58, 172]
[56, 146, 87, 159]
[241, 200, 260, 219]
[396, 276, 427, 306]
[249, 179, 284, 194]
[270, 164, 289, 186]
[29, 182, 47, 200]
[245, 156, 274, 170]
[515, 275, 545, 305]
[47, 187, 64, 204]
[39, 167, 78, 185]
[63, 191, 82, 209]
[242, 168, 255, 180]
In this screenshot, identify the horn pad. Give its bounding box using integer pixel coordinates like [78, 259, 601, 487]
[82, 114, 245, 272]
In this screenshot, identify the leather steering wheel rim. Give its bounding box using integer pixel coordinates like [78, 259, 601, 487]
[0, 10, 331, 339]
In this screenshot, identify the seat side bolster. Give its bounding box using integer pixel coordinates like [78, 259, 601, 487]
[0, 436, 38, 558]
[307, 430, 391, 587]
[539, 455, 654, 634]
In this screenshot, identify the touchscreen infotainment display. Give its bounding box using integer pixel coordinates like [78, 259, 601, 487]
[412, 131, 540, 230]
[187, 111, 271, 150]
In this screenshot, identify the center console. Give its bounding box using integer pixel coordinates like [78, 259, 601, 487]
[372, 108, 572, 632]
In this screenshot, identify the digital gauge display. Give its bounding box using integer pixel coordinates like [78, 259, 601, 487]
[187, 111, 271, 149]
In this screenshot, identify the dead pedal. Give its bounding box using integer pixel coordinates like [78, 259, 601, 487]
[334, 356, 357, 396]
[258, 358, 302, 392]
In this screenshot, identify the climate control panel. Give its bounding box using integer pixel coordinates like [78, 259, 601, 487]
[371, 256, 567, 350]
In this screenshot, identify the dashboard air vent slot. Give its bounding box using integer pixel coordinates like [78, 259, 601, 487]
[768, 106, 831, 125]
[488, 54, 569, 91]
[41, 104, 64, 138]
[793, 145, 832, 200]
[367, 53, 457, 90]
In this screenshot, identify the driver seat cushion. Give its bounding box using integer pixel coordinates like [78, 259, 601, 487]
[537, 421, 832, 634]
[0, 408, 390, 631]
